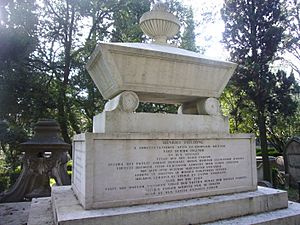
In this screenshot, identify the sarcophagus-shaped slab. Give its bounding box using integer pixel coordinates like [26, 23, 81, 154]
[86, 43, 237, 104]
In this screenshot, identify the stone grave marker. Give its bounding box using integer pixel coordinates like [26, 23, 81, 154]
[285, 137, 300, 188]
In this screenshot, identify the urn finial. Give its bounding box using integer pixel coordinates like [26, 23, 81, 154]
[139, 2, 180, 45]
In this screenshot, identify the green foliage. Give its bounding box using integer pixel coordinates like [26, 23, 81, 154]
[267, 94, 300, 153]
[256, 147, 280, 157]
[222, 0, 298, 181]
[1, 0, 198, 144]
[0, 121, 26, 192]
[180, 7, 197, 52]
[111, 0, 151, 42]
[0, 121, 27, 171]
[50, 178, 56, 187]
[0, 0, 57, 134]
[283, 0, 300, 75]
[0, 175, 9, 193]
[137, 103, 178, 114]
[67, 160, 72, 175]
[287, 187, 299, 202]
[220, 84, 256, 134]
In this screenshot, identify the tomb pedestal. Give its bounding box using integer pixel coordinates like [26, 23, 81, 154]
[72, 133, 256, 209]
[27, 186, 300, 225]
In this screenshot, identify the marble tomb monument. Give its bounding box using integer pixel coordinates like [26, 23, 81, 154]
[28, 3, 300, 225]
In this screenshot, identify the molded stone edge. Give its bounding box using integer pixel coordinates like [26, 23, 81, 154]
[51, 186, 288, 225]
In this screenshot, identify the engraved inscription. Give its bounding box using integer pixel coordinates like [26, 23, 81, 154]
[93, 138, 252, 202]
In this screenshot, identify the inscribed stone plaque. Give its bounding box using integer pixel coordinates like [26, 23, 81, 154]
[72, 133, 256, 209]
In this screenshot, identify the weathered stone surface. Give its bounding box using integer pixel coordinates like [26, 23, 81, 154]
[285, 137, 300, 188]
[205, 201, 300, 225]
[139, 2, 180, 44]
[0, 201, 30, 225]
[72, 132, 256, 209]
[86, 42, 236, 104]
[93, 111, 229, 134]
[51, 186, 288, 225]
[178, 98, 221, 115]
[256, 156, 276, 183]
[27, 197, 53, 225]
[104, 91, 139, 113]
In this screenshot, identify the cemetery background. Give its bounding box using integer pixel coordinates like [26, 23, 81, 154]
[1, 0, 300, 215]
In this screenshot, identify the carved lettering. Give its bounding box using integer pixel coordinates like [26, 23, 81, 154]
[99, 139, 249, 197]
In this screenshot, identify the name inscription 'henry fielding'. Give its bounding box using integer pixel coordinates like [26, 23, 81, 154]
[90, 138, 254, 204]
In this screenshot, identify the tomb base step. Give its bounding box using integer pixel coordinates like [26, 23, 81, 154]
[27, 197, 53, 225]
[204, 201, 300, 225]
[42, 186, 290, 225]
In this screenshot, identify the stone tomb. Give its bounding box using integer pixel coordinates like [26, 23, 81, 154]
[32, 3, 300, 225]
[72, 133, 256, 209]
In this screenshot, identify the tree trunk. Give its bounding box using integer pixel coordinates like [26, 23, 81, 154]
[56, 0, 75, 146]
[258, 111, 271, 182]
[57, 88, 71, 144]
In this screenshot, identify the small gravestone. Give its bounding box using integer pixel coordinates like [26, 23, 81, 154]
[285, 137, 300, 188]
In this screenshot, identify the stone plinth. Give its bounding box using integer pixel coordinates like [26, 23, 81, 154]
[93, 111, 229, 134]
[27, 197, 53, 225]
[50, 186, 289, 225]
[205, 201, 300, 225]
[72, 132, 256, 209]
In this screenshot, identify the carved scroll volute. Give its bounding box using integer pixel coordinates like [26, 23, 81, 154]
[104, 91, 140, 113]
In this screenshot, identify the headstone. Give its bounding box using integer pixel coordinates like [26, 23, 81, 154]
[256, 156, 276, 184]
[285, 137, 300, 188]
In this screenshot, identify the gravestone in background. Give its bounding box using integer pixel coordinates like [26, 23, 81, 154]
[285, 137, 300, 188]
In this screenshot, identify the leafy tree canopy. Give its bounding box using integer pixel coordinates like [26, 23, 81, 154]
[222, 0, 299, 181]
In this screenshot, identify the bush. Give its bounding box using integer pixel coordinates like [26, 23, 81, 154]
[256, 147, 281, 157]
[0, 175, 9, 193]
[67, 160, 72, 175]
[0, 170, 21, 193]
